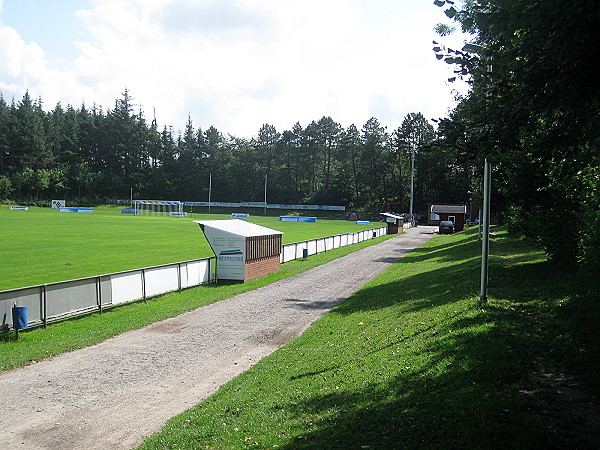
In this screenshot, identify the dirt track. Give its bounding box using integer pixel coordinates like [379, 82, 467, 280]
[0, 227, 435, 449]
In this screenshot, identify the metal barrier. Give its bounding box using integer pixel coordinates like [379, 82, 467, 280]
[0, 226, 387, 331]
[281, 227, 387, 263]
[0, 258, 214, 331]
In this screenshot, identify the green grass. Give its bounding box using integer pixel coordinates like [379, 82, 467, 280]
[138, 227, 600, 449]
[0, 234, 394, 372]
[0, 206, 382, 290]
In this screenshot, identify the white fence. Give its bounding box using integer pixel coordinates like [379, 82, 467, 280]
[281, 227, 387, 263]
[0, 258, 213, 331]
[0, 226, 387, 331]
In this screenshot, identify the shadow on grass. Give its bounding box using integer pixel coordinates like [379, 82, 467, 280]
[0, 329, 18, 342]
[277, 312, 556, 449]
[335, 228, 570, 317]
[273, 230, 597, 449]
[283, 298, 346, 311]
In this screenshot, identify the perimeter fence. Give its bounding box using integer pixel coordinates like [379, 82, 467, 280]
[281, 227, 386, 262]
[1, 227, 387, 332]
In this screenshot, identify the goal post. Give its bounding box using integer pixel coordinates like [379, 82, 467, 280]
[133, 200, 185, 217]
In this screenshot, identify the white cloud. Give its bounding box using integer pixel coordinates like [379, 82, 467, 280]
[69, 0, 369, 133]
[0, 21, 93, 108]
[0, 0, 468, 135]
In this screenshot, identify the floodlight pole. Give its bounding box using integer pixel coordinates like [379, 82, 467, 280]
[208, 173, 212, 214]
[480, 159, 491, 304]
[264, 174, 268, 216]
[409, 142, 415, 226]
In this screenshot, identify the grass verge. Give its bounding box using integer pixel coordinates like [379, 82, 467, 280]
[139, 227, 600, 449]
[0, 234, 395, 372]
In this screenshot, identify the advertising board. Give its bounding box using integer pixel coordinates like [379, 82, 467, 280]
[58, 207, 93, 213]
[51, 200, 66, 209]
[201, 227, 246, 281]
[180, 201, 345, 210]
[279, 216, 317, 222]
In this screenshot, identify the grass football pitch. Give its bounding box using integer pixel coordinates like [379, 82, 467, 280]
[0, 206, 382, 291]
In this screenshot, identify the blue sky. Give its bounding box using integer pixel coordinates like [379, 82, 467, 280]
[0, 0, 469, 137]
[1, 0, 91, 63]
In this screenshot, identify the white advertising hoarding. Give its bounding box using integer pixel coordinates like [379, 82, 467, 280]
[195, 219, 283, 282]
[201, 226, 246, 281]
[51, 200, 66, 209]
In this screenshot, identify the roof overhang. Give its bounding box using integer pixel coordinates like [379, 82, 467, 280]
[380, 212, 404, 219]
[430, 205, 467, 214]
[194, 219, 283, 237]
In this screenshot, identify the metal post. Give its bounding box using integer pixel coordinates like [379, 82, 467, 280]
[409, 144, 415, 226]
[177, 263, 182, 290]
[141, 268, 147, 302]
[97, 276, 103, 314]
[14, 302, 19, 339]
[208, 173, 212, 214]
[264, 174, 268, 216]
[480, 159, 491, 303]
[43, 284, 47, 328]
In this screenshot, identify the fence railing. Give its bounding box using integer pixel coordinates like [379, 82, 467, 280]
[280, 227, 387, 263]
[0, 258, 214, 332]
[1, 226, 387, 331]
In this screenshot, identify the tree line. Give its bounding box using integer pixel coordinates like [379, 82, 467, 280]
[0, 89, 471, 215]
[433, 0, 599, 276]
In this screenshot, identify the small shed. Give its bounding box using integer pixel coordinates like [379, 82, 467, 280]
[380, 212, 404, 234]
[195, 219, 283, 283]
[428, 204, 468, 231]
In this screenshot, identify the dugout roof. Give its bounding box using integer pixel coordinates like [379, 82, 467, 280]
[380, 212, 404, 220]
[193, 219, 283, 237]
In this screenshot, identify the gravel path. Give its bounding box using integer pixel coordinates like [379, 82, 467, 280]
[0, 226, 435, 449]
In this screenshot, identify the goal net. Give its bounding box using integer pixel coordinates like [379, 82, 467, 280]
[134, 200, 184, 217]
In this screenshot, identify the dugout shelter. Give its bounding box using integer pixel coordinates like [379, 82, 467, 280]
[195, 219, 283, 283]
[380, 212, 404, 234]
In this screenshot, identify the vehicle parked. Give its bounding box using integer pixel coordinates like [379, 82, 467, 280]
[438, 220, 455, 234]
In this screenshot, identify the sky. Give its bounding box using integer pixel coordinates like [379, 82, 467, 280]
[0, 0, 470, 137]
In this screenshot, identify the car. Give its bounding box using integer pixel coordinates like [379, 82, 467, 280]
[438, 220, 455, 234]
